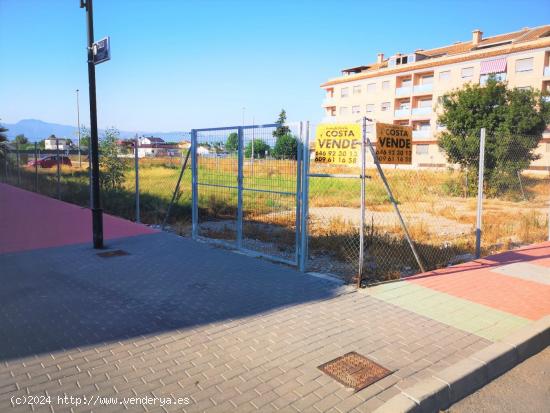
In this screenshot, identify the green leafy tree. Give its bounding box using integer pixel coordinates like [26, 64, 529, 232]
[14, 134, 29, 145]
[99, 128, 126, 191]
[0, 122, 8, 142]
[273, 133, 298, 160]
[273, 109, 290, 139]
[244, 139, 270, 158]
[226, 132, 238, 152]
[438, 78, 550, 195]
[0, 121, 8, 159]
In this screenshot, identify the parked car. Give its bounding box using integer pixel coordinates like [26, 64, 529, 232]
[27, 155, 72, 169]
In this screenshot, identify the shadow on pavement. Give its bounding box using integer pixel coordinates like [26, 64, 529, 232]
[0, 232, 345, 362]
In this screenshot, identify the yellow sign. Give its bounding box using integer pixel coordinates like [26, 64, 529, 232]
[375, 123, 413, 164]
[314, 124, 361, 164]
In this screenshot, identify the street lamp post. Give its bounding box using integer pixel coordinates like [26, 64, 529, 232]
[80, 0, 103, 249]
[76, 89, 81, 168]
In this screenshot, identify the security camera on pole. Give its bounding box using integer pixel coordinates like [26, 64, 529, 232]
[80, 0, 111, 249]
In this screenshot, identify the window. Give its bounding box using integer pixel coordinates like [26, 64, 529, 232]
[517, 86, 532, 92]
[515, 57, 533, 73]
[418, 99, 432, 108]
[421, 75, 434, 85]
[366, 104, 375, 113]
[366, 83, 376, 93]
[416, 144, 429, 155]
[353, 85, 361, 95]
[382, 80, 390, 90]
[352, 105, 361, 114]
[399, 101, 410, 110]
[418, 122, 430, 130]
[439, 71, 450, 80]
[341, 87, 349, 97]
[339, 106, 349, 115]
[401, 78, 412, 87]
[381, 102, 391, 111]
[461, 67, 474, 79]
[480, 72, 507, 85]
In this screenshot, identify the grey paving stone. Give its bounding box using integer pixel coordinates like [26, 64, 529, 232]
[0, 232, 493, 412]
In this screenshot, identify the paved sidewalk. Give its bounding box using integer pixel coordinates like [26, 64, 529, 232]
[1, 184, 549, 412]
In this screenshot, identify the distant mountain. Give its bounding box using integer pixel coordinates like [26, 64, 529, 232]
[2, 119, 189, 142]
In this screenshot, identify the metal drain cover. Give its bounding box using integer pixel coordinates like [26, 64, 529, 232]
[318, 352, 392, 392]
[97, 249, 129, 258]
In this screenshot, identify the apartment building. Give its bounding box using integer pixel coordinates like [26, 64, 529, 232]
[321, 26, 550, 169]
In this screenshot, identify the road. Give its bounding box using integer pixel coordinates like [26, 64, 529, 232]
[448, 346, 550, 413]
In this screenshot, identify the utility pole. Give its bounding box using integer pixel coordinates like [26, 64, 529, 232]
[76, 89, 82, 168]
[81, 0, 103, 249]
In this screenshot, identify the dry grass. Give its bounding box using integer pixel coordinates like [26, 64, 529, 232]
[6, 157, 549, 282]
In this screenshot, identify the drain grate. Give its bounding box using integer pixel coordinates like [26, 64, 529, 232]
[97, 249, 129, 258]
[318, 352, 392, 392]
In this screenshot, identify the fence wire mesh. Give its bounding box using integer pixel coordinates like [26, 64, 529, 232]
[195, 124, 302, 263]
[481, 133, 550, 254]
[196, 128, 239, 242]
[1, 128, 548, 285]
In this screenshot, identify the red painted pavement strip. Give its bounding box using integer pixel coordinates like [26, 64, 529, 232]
[0, 183, 158, 254]
[406, 242, 550, 320]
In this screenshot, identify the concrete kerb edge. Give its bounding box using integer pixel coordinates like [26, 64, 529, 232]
[373, 315, 550, 413]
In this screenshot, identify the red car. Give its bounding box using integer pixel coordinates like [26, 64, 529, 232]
[27, 155, 72, 169]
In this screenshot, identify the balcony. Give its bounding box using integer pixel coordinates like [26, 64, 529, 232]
[413, 130, 430, 139]
[394, 108, 410, 118]
[413, 84, 433, 94]
[411, 107, 432, 116]
[395, 86, 412, 96]
[322, 97, 335, 107]
[544, 67, 550, 77]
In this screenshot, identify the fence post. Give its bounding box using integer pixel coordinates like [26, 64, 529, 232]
[299, 122, 310, 272]
[16, 142, 21, 186]
[357, 117, 367, 288]
[295, 122, 303, 267]
[134, 136, 140, 223]
[237, 127, 244, 249]
[34, 142, 38, 192]
[56, 138, 61, 199]
[191, 129, 198, 239]
[475, 128, 486, 258]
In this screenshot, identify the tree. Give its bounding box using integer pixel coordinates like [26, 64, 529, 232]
[244, 139, 270, 158]
[272, 134, 298, 160]
[14, 134, 29, 145]
[438, 78, 550, 195]
[226, 132, 238, 152]
[99, 128, 126, 191]
[0, 122, 8, 159]
[0, 121, 8, 142]
[273, 109, 290, 139]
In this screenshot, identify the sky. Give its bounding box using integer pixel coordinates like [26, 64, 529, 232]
[1, 0, 549, 132]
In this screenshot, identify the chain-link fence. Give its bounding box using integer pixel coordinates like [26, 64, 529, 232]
[480, 133, 550, 255]
[1, 129, 548, 286]
[305, 124, 550, 285]
[0, 139, 193, 233]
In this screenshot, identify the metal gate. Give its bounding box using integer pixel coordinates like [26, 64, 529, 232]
[191, 123, 306, 266]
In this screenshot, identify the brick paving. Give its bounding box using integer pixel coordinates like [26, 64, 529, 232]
[1, 232, 491, 412]
[2, 185, 547, 412]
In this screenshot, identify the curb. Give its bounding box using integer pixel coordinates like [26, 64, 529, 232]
[373, 315, 550, 413]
